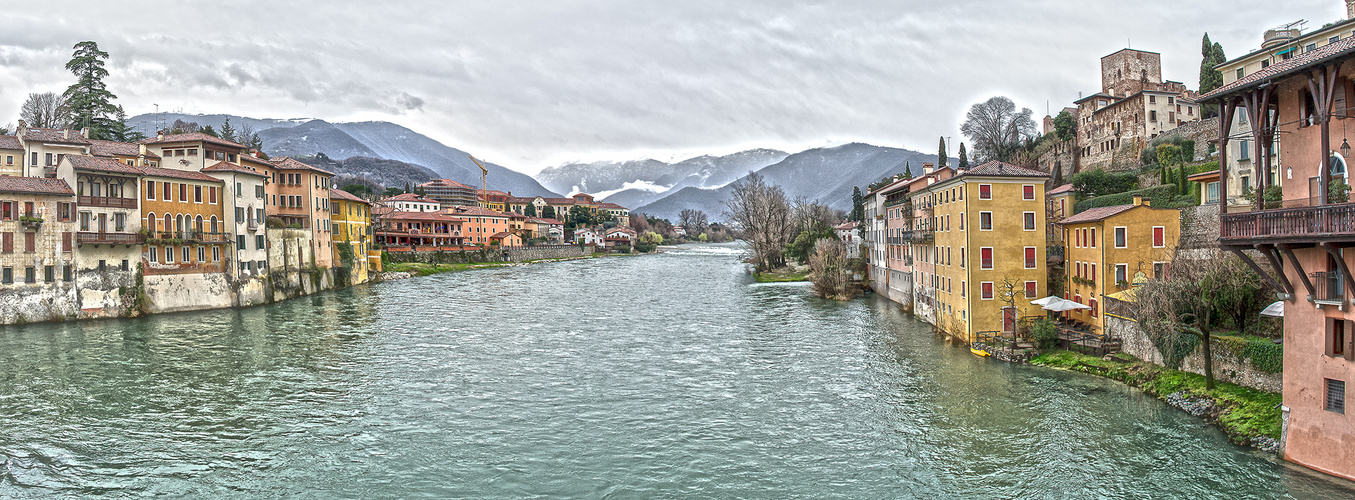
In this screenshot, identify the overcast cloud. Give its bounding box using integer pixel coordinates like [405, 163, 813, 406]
[0, 0, 1344, 173]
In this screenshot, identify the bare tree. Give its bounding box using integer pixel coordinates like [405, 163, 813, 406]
[20, 92, 72, 129]
[678, 209, 709, 235]
[1135, 251, 1272, 389]
[168, 119, 201, 134]
[790, 197, 841, 234]
[724, 172, 791, 272]
[960, 96, 1038, 164]
[809, 238, 857, 300]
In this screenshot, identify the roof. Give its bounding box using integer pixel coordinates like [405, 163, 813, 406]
[239, 154, 274, 167]
[1202, 35, 1355, 102]
[530, 217, 563, 225]
[65, 155, 144, 175]
[143, 132, 245, 149]
[1073, 92, 1116, 105]
[1058, 204, 1137, 224]
[330, 189, 371, 205]
[1047, 183, 1076, 196]
[962, 161, 1049, 178]
[140, 165, 223, 183]
[0, 176, 74, 196]
[383, 211, 463, 222]
[1216, 17, 1355, 69]
[597, 202, 627, 209]
[89, 140, 159, 159]
[834, 220, 859, 230]
[200, 161, 267, 177]
[420, 178, 474, 189]
[0, 135, 21, 150]
[271, 157, 335, 176]
[476, 189, 510, 197]
[447, 205, 510, 218]
[22, 127, 90, 145]
[381, 193, 438, 203]
[491, 231, 514, 239]
[1187, 169, 1221, 182]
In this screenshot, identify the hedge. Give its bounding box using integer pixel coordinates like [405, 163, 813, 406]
[1074, 184, 1186, 213]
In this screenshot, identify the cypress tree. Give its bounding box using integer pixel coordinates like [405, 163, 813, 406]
[958, 142, 969, 170]
[1177, 167, 1189, 195]
[938, 137, 948, 169]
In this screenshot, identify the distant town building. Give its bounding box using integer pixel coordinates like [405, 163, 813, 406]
[1073, 49, 1201, 171]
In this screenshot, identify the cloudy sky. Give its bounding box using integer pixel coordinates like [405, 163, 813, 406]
[0, 0, 1345, 173]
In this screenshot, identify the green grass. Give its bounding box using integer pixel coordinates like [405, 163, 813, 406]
[384, 254, 602, 277]
[754, 271, 809, 283]
[1031, 351, 1282, 443]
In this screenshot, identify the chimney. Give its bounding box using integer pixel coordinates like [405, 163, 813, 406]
[1133, 194, 1150, 207]
[80, 127, 88, 138]
[157, 131, 164, 141]
[1349, 0, 1354, 20]
[923, 162, 934, 175]
[63, 129, 69, 140]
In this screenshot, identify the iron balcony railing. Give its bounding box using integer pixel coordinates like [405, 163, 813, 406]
[151, 231, 233, 243]
[77, 232, 144, 245]
[1312, 271, 1345, 302]
[78, 196, 137, 209]
[903, 228, 935, 243]
[1220, 203, 1355, 241]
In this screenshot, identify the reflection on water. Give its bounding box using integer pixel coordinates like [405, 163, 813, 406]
[1, 243, 1352, 497]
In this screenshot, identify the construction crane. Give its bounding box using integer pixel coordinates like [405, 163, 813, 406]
[468, 155, 489, 208]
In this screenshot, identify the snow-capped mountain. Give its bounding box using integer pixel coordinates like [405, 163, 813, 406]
[537, 149, 789, 208]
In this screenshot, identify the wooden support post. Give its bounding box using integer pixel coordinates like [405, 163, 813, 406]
[1230, 246, 1288, 296]
[1257, 244, 1295, 295]
[1322, 242, 1355, 301]
[1280, 244, 1317, 298]
[1218, 98, 1237, 214]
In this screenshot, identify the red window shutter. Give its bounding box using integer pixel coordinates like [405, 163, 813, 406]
[1026, 281, 1037, 297]
[1, 232, 10, 253]
[1025, 247, 1036, 268]
[980, 185, 991, 199]
[210, 187, 217, 203]
[62, 232, 72, 251]
[1091, 264, 1097, 282]
[1154, 227, 1164, 246]
[24, 232, 34, 252]
[1090, 228, 1097, 248]
[982, 282, 993, 299]
[1023, 185, 1034, 199]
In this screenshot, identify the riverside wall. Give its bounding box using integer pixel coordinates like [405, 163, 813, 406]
[383, 245, 591, 264]
[1108, 314, 1282, 392]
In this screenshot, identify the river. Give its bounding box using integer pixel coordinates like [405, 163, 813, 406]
[1, 243, 1353, 498]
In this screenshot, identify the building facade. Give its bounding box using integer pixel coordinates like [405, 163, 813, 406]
[1058, 197, 1180, 335]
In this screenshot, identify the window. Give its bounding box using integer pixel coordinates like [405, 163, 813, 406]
[980, 247, 993, 269]
[1330, 319, 1349, 357]
[1153, 262, 1169, 280]
[1239, 139, 1250, 160]
[0, 201, 9, 220]
[1114, 227, 1127, 248]
[120, 260, 128, 272]
[197, 246, 205, 263]
[165, 246, 174, 263]
[237, 234, 247, 249]
[44, 265, 53, 283]
[981, 282, 994, 300]
[1090, 263, 1097, 283]
[1025, 247, 1036, 269]
[163, 182, 172, 201]
[115, 213, 125, 232]
[1236, 68, 1244, 80]
[188, 148, 197, 156]
[1023, 212, 1036, 230]
[1149, 95, 1156, 104]
[1023, 185, 1035, 200]
[210, 187, 217, 204]
[24, 232, 34, 253]
[24, 267, 34, 283]
[1090, 228, 1097, 248]
[0, 267, 9, 284]
[1025, 281, 1037, 298]
[256, 235, 265, 250]
[194, 185, 203, 203]
[1153, 227, 1165, 247]
[980, 212, 993, 230]
[63, 266, 72, 281]
[1326, 378, 1346, 414]
[80, 211, 91, 231]
[59, 203, 71, 221]
[180, 183, 187, 202]
[1089, 298, 1098, 317]
[147, 181, 156, 200]
[149, 246, 158, 263]
[1116, 264, 1128, 285]
[1149, 110, 1157, 122]
[979, 184, 991, 199]
[1307, 43, 1317, 53]
[212, 246, 221, 262]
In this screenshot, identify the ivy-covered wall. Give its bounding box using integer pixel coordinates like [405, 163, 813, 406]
[1108, 314, 1282, 392]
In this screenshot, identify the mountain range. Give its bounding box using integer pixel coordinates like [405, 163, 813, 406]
[129, 113, 558, 197]
[129, 113, 949, 221]
[633, 143, 945, 220]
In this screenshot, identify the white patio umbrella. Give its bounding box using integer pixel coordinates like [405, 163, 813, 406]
[1030, 296, 1061, 306]
[1260, 301, 1284, 317]
[1042, 297, 1092, 312]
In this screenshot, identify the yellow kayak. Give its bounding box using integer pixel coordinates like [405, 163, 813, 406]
[970, 348, 991, 357]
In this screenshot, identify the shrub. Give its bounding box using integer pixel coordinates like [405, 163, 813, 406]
[1074, 184, 1182, 213]
[1031, 318, 1059, 350]
[1071, 169, 1139, 199]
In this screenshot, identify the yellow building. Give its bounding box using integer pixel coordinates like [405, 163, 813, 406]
[910, 161, 1049, 342]
[1058, 195, 1179, 334]
[330, 189, 373, 284]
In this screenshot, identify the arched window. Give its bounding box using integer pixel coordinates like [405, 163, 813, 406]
[164, 214, 173, 236]
[210, 216, 218, 233]
[1330, 154, 1347, 184]
[175, 214, 184, 235]
[146, 213, 157, 232]
[195, 215, 204, 233]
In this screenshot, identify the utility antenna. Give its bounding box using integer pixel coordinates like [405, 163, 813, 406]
[1277, 19, 1308, 31]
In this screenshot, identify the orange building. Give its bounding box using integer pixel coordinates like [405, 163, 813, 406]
[267, 158, 335, 268]
[140, 166, 228, 275]
[446, 205, 511, 246]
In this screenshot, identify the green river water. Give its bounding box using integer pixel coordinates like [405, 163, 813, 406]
[2, 243, 1353, 498]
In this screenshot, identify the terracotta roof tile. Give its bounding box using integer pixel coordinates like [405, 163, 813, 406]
[420, 179, 474, 189]
[200, 161, 267, 177]
[382, 211, 464, 223]
[140, 165, 223, 183]
[0, 176, 74, 196]
[381, 193, 438, 203]
[0, 135, 21, 150]
[143, 132, 245, 149]
[65, 155, 144, 175]
[1047, 183, 1075, 195]
[271, 157, 335, 176]
[1059, 204, 1137, 224]
[962, 161, 1049, 178]
[330, 188, 370, 204]
[22, 127, 90, 145]
[89, 139, 159, 159]
[447, 205, 510, 217]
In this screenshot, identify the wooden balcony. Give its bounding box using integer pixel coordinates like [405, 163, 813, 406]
[78, 232, 144, 245]
[78, 195, 138, 209]
[1220, 203, 1355, 244]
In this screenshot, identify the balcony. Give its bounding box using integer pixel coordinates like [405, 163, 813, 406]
[1311, 271, 1346, 304]
[78, 232, 144, 245]
[1220, 203, 1355, 243]
[78, 196, 137, 209]
[149, 231, 233, 244]
[902, 228, 935, 243]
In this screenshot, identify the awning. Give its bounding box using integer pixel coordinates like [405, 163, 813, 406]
[1030, 296, 1061, 306]
[1105, 288, 1139, 303]
[1261, 301, 1284, 317]
[1042, 297, 1092, 312]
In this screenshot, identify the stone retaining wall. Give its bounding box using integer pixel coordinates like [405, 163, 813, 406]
[1108, 314, 1282, 392]
[384, 245, 591, 265]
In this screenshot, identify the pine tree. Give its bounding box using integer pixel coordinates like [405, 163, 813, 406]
[1200, 35, 1227, 118]
[404, 182, 411, 193]
[938, 136, 948, 169]
[542, 205, 556, 219]
[903, 161, 913, 179]
[957, 142, 969, 170]
[63, 41, 120, 140]
[220, 117, 237, 144]
[850, 186, 864, 222]
[525, 203, 537, 217]
[201, 125, 219, 138]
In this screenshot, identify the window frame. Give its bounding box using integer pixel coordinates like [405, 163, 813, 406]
[1114, 226, 1127, 248]
[978, 184, 992, 200]
[1152, 226, 1166, 247]
[980, 281, 994, 300]
[979, 211, 993, 231]
[980, 247, 993, 270]
[1022, 184, 1036, 200]
[1023, 212, 1036, 231]
[1024, 247, 1037, 269]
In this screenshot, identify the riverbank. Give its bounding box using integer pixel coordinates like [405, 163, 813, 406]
[1031, 350, 1282, 452]
[753, 265, 810, 283]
